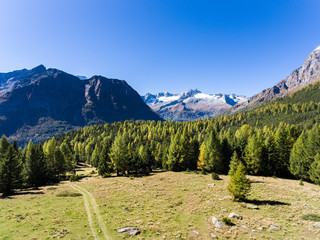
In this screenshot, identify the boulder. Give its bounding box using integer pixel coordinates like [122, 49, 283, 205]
[246, 204, 259, 210]
[313, 222, 320, 228]
[117, 227, 140, 235]
[269, 225, 280, 231]
[228, 213, 242, 220]
[211, 217, 226, 228]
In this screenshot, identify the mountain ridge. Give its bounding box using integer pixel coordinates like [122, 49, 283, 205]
[0, 65, 162, 145]
[142, 89, 247, 121]
[227, 46, 320, 114]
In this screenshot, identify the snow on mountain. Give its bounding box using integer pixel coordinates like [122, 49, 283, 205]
[142, 89, 247, 121]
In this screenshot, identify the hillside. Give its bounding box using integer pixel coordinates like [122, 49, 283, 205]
[228, 46, 320, 114]
[0, 66, 162, 145]
[216, 80, 320, 131]
[142, 89, 247, 121]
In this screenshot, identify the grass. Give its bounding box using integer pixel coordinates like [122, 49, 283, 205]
[1, 166, 320, 239]
[56, 191, 82, 197]
[0, 184, 93, 239]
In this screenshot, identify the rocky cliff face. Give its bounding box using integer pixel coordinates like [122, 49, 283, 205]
[231, 46, 320, 112]
[142, 89, 247, 121]
[0, 66, 162, 145]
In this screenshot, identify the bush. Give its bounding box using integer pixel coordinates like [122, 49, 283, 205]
[222, 217, 234, 226]
[212, 172, 220, 180]
[299, 179, 304, 186]
[201, 169, 208, 175]
[69, 174, 80, 182]
[302, 213, 320, 221]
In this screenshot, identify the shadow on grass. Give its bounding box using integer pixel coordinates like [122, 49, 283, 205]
[245, 199, 290, 206]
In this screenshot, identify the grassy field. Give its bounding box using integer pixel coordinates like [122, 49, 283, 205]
[1, 167, 320, 239]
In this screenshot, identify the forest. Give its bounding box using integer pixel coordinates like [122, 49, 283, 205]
[1, 82, 320, 196]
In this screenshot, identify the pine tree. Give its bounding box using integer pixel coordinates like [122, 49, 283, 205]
[274, 123, 292, 177]
[289, 131, 309, 180]
[244, 131, 264, 175]
[167, 132, 182, 171]
[227, 160, 251, 202]
[263, 134, 278, 176]
[54, 147, 66, 177]
[109, 133, 129, 175]
[60, 141, 75, 173]
[309, 153, 320, 185]
[201, 130, 224, 173]
[24, 142, 47, 188]
[98, 146, 113, 176]
[0, 136, 22, 196]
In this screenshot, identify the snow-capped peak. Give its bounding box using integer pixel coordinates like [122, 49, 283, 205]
[142, 89, 248, 121]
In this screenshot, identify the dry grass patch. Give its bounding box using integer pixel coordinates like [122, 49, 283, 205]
[77, 172, 320, 239]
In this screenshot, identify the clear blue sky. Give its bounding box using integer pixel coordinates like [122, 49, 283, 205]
[0, 0, 319, 97]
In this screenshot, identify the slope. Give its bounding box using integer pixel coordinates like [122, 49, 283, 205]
[0, 66, 162, 145]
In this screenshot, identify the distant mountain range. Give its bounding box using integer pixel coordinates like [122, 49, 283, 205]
[227, 46, 320, 113]
[142, 89, 247, 121]
[0, 65, 161, 145]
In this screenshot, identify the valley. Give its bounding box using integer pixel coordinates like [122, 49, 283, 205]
[1, 165, 320, 239]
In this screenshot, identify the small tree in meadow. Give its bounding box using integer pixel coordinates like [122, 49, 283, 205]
[227, 152, 251, 201]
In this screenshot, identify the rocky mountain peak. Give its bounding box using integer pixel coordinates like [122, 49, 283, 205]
[229, 45, 320, 113]
[142, 89, 247, 121]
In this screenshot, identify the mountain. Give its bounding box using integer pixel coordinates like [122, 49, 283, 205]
[142, 89, 247, 121]
[229, 46, 320, 113]
[0, 65, 162, 145]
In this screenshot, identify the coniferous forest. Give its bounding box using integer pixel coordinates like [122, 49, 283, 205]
[2, 81, 320, 196]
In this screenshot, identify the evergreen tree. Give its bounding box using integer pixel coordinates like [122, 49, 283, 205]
[109, 133, 129, 175]
[24, 142, 47, 188]
[262, 134, 278, 176]
[167, 132, 182, 171]
[54, 147, 66, 177]
[244, 131, 264, 175]
[227, 156, 251, 201]
[274, 123, 292, 177]
[309, 153, 320, 185]
[290, 131, 309, 180]
[200, 130, 224, 173]
[0, 136, 22, 196]
[60, 141, 75, 173]
[221, 136, 233, 174]
[98, 146, 113, 176]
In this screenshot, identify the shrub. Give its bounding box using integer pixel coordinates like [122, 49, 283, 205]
[302, 213, 320, 221]
[299, 179, 304, 186]
[69, 174, 80, 182]
[201, 169, 208, 175]
[222, 217, 233, 226]
[212, 172, 220, 180]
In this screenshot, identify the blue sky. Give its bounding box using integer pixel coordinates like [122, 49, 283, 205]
[0, 0, 319, 97]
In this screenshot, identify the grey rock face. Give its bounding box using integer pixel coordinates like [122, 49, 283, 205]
[0, 66, 162, 145]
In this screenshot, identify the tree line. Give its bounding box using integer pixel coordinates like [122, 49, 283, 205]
[0, 136, 76, 196]
[2, 81, 320, 196]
